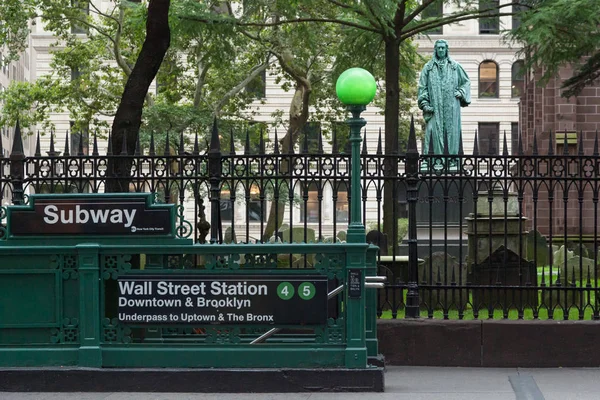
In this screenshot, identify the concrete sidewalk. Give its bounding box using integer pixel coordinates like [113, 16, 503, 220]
[3, 366, 600, 399]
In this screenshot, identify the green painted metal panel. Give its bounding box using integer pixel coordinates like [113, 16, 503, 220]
[101, 346, 346, 368]
[0, 271, 60, 327]
[0, 348, 79, 367]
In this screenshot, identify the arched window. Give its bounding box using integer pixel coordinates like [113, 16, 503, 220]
[512, 60, 525, 98]
[479, 61, 499, 98]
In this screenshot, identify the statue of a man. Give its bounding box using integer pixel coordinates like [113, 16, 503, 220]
[418, 40, 471, 155]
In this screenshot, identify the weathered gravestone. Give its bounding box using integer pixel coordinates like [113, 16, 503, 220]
[540, 245, 592, 311]
[470, 245, 538, 310]
[526, 230, 549, 267]
[419, 252, 468, 310]
[366, 230, 388, 256]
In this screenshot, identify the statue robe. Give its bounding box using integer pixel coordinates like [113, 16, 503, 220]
[417, 57, 471, 155]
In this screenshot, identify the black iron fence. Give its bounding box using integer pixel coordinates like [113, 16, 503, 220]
[1, 121, 600, 320]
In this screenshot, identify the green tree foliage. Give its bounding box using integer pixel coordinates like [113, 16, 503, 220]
[509, 0, 600, 97]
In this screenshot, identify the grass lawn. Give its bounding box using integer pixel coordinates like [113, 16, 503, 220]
[378, 267, 600, 320]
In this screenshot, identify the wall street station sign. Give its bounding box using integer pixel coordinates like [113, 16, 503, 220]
[7, 193, 175, 237]
[118, 275, 328, 325]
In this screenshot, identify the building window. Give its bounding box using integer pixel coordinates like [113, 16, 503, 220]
[511, 122, 519, 155]
[512, 60, 525, 98]
[300, 182, 319, 223]
[245, 69, 266, 99]
[247, 184, 264, 222]
[421, 1, 443, 34]
[479, 60, 499, 98]
[478, 123, 500, 155]
[71, 0, 90, 34]
[334, 182, 349, 222]
[220, 187, 233, 221]
[479, 0, 500, 34]
[302, 122, 321, 152]
[512, 0, 527, 31]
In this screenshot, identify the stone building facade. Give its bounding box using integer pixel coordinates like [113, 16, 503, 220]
[519, 65, 600, 238]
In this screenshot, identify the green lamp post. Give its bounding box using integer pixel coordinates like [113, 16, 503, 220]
[336, 68, 376, 368]
[335, 67, 376, 243]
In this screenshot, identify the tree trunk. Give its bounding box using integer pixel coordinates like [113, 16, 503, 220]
[262, 84, 311, 241]
[383, 38, 401, 249]
[106, 0, 171, 193]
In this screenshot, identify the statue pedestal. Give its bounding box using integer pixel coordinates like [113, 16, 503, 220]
[399, 177, 473, 260]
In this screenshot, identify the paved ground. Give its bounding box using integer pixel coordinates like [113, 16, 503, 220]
[3, 366, 600, 399]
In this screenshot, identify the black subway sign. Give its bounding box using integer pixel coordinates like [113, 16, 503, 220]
[117, 275, 328, 325]
[7, 194, 174, 236]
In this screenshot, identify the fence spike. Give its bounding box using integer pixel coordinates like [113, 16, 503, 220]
[273, 128, 279, 154]
[164, 131, 170, 156]
[35, 131, 41, 157]
[107, 132, 113, 155]
[245, 127, 251, 155]
[149, 131, 156, 156]
[259, 126, 265, 155]
[532, 130, 539, 155]
[193, 130, 200, 155]
[391, 127, 399, 155]
[210, 118, 220, 153]
[376, 128, 383, 155]
[288, 130, 294, 154]
[78, 131, 85, 156]
[407, 115, 418, 154]
[361, 128, 368, 155]
[473, 129, 479, 155]
[332, 124, 339, 154]
[502, 130, 508, 155]
[318, 125, 324, 154]
[563, 129, 569, 155]
[179, 130, 185, 155]
[594, 131, 599, 156]
[11, 120, 24, 157]
[578, 130, 584, 156]
[63, 130, 70, 156]
[547, 130, 554, 155]
[229, 128, 235, 155]
[398, 128, 404, 154]
[121, 132, 128, 155]
[518, 128, 524, 155]
[428, 131, 435, 155]
[443, 129, 449, 155]
[92, 130, 99, 156]
[458, 130, 464, 155]
[135, 133, 142, 156]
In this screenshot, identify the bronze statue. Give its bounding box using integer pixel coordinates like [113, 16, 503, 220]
[418, 40, 471, 155]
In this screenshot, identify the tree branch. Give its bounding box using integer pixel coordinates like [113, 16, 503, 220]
[193, 57, 209, 108]
[180, 15, 381, 34]
[400, 3, 519, 40]
[214, 55, 273, 116]
[402, 0, 436, 28]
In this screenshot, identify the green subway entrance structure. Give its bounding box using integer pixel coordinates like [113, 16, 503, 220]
[0, 69, 385, 392]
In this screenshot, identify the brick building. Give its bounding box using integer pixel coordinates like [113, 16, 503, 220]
[519, 66, 600, 238]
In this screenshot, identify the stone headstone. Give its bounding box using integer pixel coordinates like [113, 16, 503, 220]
[470, 245, 538, 311]
[526, 230, 548, 267]
[366, 230, 388, 256]
[281, 227, 316, 243]
[419, 252, 468, 310]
